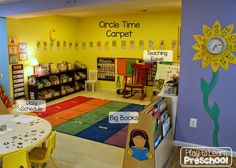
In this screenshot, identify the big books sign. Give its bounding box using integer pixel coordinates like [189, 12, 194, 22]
[143, 50, 173, 62]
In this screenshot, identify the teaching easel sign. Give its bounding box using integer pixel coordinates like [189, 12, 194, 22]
[143, 50, 173, 63]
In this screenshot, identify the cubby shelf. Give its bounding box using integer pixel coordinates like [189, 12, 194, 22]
[28, 68, 87, 102]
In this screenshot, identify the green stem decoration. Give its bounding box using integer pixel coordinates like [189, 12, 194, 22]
[200, 71, 220, 147]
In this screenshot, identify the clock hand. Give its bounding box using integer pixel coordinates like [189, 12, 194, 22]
[212, 45, 217, 51]
[212, 43, 222, 51]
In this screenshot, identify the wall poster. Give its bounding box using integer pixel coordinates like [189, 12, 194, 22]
[97, 57, 115, 81]
[12, 64, 25, 99]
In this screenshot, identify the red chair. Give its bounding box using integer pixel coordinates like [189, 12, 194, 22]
[0, 85, 12, 112]
[123, 63, 151, 100]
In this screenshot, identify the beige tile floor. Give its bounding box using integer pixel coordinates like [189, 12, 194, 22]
[45, 90, 152, 168]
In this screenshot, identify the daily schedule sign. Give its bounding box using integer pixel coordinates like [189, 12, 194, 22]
[143, 50, 173, 63]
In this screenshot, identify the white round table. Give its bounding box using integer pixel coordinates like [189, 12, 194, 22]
[0, 114, 52, 157]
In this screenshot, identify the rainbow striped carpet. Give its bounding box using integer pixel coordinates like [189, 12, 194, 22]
[36, 96, 145, 148]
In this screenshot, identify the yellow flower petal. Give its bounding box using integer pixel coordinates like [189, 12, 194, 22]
[192, 43, 201, 50]
[193, 34, 207, 44]
[203, 24, 212, 37]
[221, 24, 234, 37]
[219, 57, 229, 70]
[192, 42, 206, 51]
[212, 20, 222, 36]
[229, 44, 236, 52]
[210, 57, 220, 72]
[193, 51, 205, 61]
[201, 44, 206, 50]
[225, 33, 236, 42]
[225, 52, 236, 64]
[201, 55, 211, 68]
[211, 63, 220, 72]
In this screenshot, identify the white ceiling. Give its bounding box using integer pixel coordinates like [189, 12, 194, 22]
[0, 0, 23, 4]
[8, 0, 181, 18]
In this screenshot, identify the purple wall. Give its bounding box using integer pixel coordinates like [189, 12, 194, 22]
[0, 0, 126, 17]
[176, 0, 236, 150]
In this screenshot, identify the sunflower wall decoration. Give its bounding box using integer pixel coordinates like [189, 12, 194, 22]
[192, 20, 236, 147]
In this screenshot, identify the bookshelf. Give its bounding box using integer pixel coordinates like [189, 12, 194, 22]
[28, 68, 87, 102]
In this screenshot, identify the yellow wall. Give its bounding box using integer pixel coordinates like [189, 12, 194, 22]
[7, 11, 181, 98]
[7, 16, 81, 98]
[76, 12, 181, 90]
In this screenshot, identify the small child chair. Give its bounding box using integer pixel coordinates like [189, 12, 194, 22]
[85, 70, 98, 92]
[2, 150, 31, 168]
[28, 131, 58, 168]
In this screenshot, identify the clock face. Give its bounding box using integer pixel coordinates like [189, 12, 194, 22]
[206, 37, 226, 55]
[29, 77, 36, 85]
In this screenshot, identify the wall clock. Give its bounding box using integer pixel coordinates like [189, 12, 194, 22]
[28, 77, 36, 85]
[206, 37, 226, 55]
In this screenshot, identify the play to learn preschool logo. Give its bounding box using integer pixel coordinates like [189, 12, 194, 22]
[180, 147, 232, 167]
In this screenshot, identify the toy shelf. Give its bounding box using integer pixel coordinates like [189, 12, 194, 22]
[28, 68, 87, 102]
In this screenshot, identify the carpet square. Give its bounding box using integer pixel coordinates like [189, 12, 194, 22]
[101, 101, 129, 109]
[38, 106, 63, 118]
[44, 115, 68, 127]
[55, 100, 79, 109]
[55, 114, 105, 135]
[76, 117, 127, 142]
[54, 120, 88, 135]
[71, 103, 99, 112]
[85, 99, 109, 106]
[69, 96, 94, 103]
[118, 103, 145, 112]
[53, 109, 86, 120]
[104, 126, 129, 148]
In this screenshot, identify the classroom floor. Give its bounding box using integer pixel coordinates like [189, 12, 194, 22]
[12, 90, 235, 167]
[45, 90, 152, 168]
